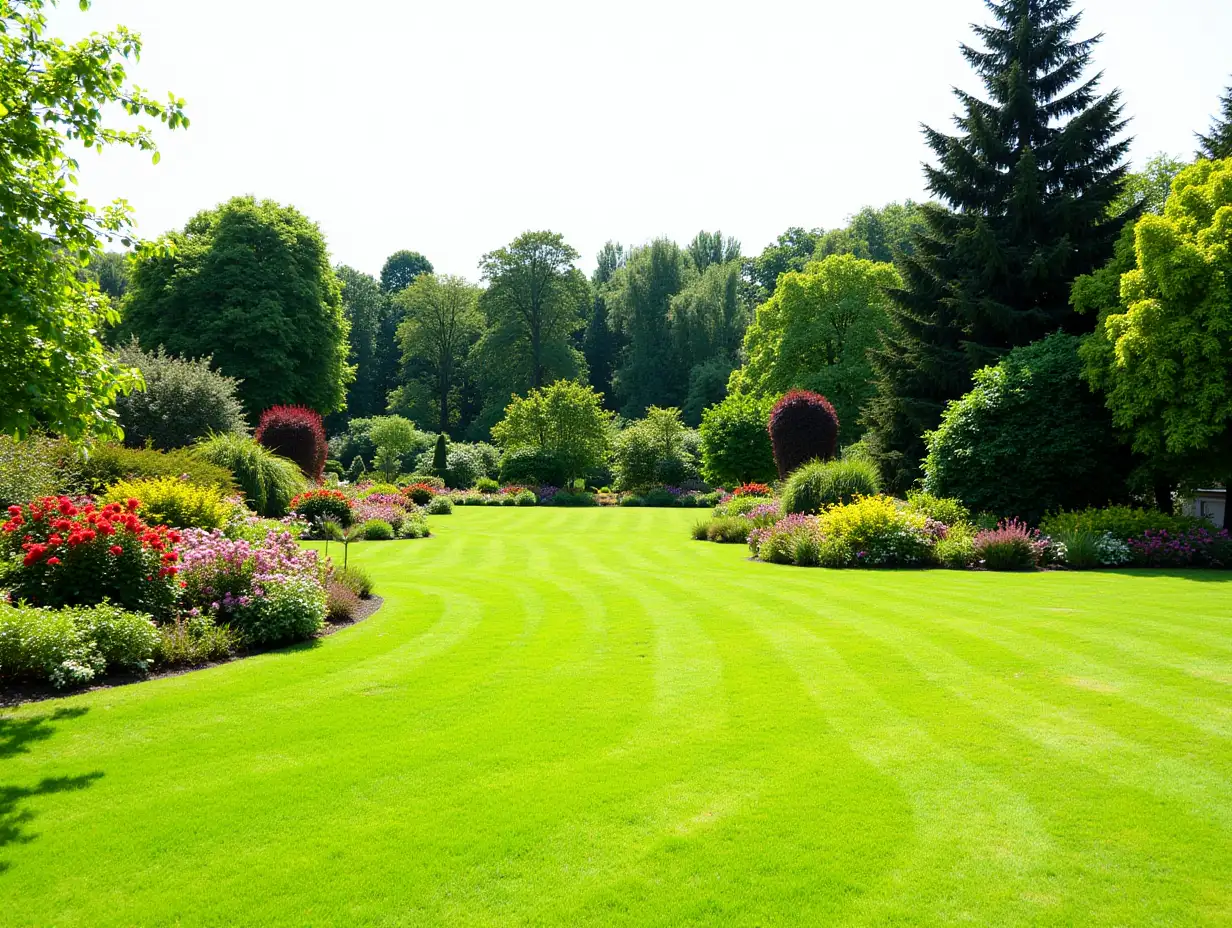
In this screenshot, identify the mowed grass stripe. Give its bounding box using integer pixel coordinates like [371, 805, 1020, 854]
[1, 507, 1230, 927]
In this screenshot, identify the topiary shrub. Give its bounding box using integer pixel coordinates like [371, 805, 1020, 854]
[194, 433, 306, 517]
[102, 477, 235, 530]
[432, 433, 448, 476]
[781, 459, 880, 515]
[476, 476, 499, 493]
[324, 459, 344, 478]
[256, 405, 328, 482]
[346, 455, 366, 483]
[112, 341, 248, 450]
[768, 390, 840, 480]
[923, 333, 1134, 523]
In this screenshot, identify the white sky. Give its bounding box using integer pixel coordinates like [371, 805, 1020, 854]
[52, 0, 1232, 279]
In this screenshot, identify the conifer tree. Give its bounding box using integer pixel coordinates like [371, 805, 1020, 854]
[864, 0, 1131, 491]
[1197, 81, 1232, 160]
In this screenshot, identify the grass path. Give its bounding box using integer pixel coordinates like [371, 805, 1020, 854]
[2, 508, 1230, 926]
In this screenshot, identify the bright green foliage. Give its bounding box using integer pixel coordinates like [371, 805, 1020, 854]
[491, 380, 612, 485]
[0, 434, 63, 507]
[612, 407, 696, 491]
[924, 333, 1130, 522]
[193, 433, 306, 517]
[3, 511, 1231, 923]
[1039, 505, 1201, 541]
[0, 601, 157, 689]
[393, 274, 482, 433]
[102, 477, 235, 530]
[744, 227, 823, 303]
[730, 255, 899, 438]
[119, 196, 353, 419]
[331, 416, 433, 475]
[369, 416, 421, 460]
[817, 495, 935, 568]
[814, 202, 926, 264]
[373, 446, 401, 483]
[1197, 82, 1232, 160]
[87, 250, 131, 304]
[865, 0, 1131, 490]
[671, 261, 748, 423]
[0, 0, 187, 440]
[905, 491, 971, 527]
[698, 393, 776, 487]
[111, 341, 247, 449]
[359, 519, 395, 541]
[334, 266, 389, 419]
[1112, 154, 1187, 219]
[781, 458, 881, 515]
[1079, 158, 1232, 511]
[72, 443, 235, 496]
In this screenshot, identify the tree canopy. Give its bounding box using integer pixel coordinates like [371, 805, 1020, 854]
[0, 0, 187, 440]
[491, 380, 612, 485]
[119, 196, 353, 419]
[1197, 81, 1232, 161]
[380, 250, 434, 294]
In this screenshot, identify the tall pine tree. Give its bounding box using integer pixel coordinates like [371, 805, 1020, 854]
[1197, 81, 1232, 160]
[864, 0, 1131, 491]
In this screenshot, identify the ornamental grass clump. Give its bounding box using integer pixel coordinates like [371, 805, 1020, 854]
[255, 405, 328, 482]
[2, 497, 181, 615]
[768, 390, 840, 479]
[102, 476, 235, 530]
[781, 458, 881, 515]
[972, 519, 1041, 571]
[194, 432, 306, 517]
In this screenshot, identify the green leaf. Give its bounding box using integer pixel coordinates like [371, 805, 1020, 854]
[151, 151, 160, 165]
[0, 102, 8, 118]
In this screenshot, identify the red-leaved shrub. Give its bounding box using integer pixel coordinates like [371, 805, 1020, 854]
[255, 406, 327, 482]
[768, 390, 839, 480]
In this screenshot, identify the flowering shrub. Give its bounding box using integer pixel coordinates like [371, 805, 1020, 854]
[178, 529, 325, 645]
[102, 476, 235, 530]
[731, 483, 772, 499]
[2, 497, 180, 615]
[0, 601, 159, 689]
[225, 510, 308, 543]
[716, 495, 780, 518]
[741, 501, 783, 528]
[749, 514, 823, 565]
[352, 496, 408, 532]
[402, 482, 438, 506]
[1040, 506, 1202, 541]
[291, 488, 353, 527]
[817, 495, 934, 567]
[1127, 528, 1232, 568]
[972, 519, 1043, 571]
[255, 405, 328, 481]
[1051, 530, 1133, 569]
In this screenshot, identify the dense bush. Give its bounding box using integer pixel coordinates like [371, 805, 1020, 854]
[329, 416, 434, 475]
[499, 446, 569, 487]
[1127, 528, 1232, 568]
[359, 518, 395, 541]
[702, 516, 753, 544]
[1053, 530, 1132, 569]
[0, 602, 158, 689]
[698, 393, 777, 487]
[75, 443, 236, 496]
[905, 492, 971, 527]
[548, 490, 598, 507]
[402, 482, 438, 505]
[714, 495, 777, 518]
[256, 405, 328, 482]
[934, 525, 978, 569]
[923, 334, 1133, 522]
[749, 514, 824, 566]
[1039, 506, 1200, 542]
[781, 458, 880, 515]
[398, 514, 430, 538]
[112, 341, 247, 450]
[194, 433, 306, 517]
[3, 497, 180, 616]
[400, 474, 445, 490]
[612, 408, 699, 491]
[426, 495, 453, 515]
[102, 477, 234, 530]
[476, 476, 500, 493]
[444, 447, 482, 489]
[768, 390, 840, 479]
[290, 488, 353, 527]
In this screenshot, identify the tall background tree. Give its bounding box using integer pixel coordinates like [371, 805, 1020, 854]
[380, 250, 434, 295]
[335, 266, 387, 419]
[391, 274, 482, 434]
[1197, 81, 1232, 160]
[863, 0, 1131, 490]
[119, 196, 353, 419]
[583, 242, 625, 408]
[0, 0, 187, 440]
[470, 231, 589, 435]
[373, 249, 433, 417]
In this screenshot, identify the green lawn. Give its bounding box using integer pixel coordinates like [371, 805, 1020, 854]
[2, 508, 1231, 926]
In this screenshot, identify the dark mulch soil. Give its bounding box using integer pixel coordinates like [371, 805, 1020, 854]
[0, 595, 384, 708]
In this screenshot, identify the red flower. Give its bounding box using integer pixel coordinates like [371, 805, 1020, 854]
[6, 505, 21, 516]
[109, 545, 124, 556]
[67, 534, 84, 546]
[162, 551, 179, 563]
[46, 556, 61, 566]
[47, 533, 63, 546]
[126, 498, 140, 511]
[22, 545, 46, 567]
[58, 498, 75, 515]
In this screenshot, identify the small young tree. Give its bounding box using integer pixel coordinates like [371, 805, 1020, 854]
[768, 390, 839, 479]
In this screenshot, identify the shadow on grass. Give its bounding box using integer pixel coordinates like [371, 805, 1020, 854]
[0, 708, 101, 873]
[1101, 568, 1232, 583]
